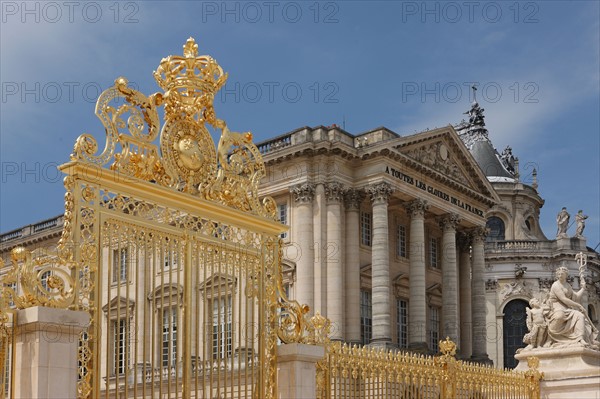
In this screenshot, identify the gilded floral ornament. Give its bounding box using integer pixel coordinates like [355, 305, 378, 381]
[0, 247, 76, 319]
[70, 37, 276, 219]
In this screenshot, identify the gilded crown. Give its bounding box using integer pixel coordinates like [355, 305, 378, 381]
[153, 37, 228, 111]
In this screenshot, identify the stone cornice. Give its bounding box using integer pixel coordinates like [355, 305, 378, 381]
[259, 126, 498, 209]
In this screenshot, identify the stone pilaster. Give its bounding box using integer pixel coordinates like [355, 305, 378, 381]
[438, 213, 460, 348]
[325, 182, 344, 340]
[470, 226, 491, 364]
[368, 182, 394, 346]
[405, 199, 429, 351]
[291, 183, 315, 308]
[14, 307, 89, 399]
[457, 232, 472, 358]
[277, 343, 326, 399]
[344, 188, 364, 344]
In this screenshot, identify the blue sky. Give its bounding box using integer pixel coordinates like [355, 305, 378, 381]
[1, 1, 599, 248]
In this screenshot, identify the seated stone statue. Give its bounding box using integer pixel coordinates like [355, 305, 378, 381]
[546, 267, 599, 349]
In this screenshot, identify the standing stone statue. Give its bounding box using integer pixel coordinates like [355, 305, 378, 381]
[574, 210, 588, 238]
[523, 298, 549, 349]
[556, 207, 570, 238]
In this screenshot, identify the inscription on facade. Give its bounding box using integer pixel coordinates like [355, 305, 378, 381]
[385, 166, 484, 217]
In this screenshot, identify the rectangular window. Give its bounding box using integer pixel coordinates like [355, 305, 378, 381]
[164, 249, 178, 270]
[113, 248, 129, 282]
[429, 237, 438, 269]
[40, 270, 52, 290]
[360, 290, 372, 345]
[397, 299, 408, 348]
[113, 319, 129, 374]
[162, 307, 178, 367]
[397, 225, 407, 258]
[7, 282, 16, 307]
[360, 212, 372, 246]
[212, 296, 232, 360]
[429, 306, 440, 353]
[278, 203, 288, 239]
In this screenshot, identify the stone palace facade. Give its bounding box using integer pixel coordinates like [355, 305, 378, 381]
[2, 103, 599, 370]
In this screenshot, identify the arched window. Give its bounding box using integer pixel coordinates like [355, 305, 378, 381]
[486, 216, 505, 241]
[503, 299, 528, 368]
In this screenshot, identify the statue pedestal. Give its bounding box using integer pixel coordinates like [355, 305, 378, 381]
[515, 347, 600, 398]
[555, 236, 586, 251]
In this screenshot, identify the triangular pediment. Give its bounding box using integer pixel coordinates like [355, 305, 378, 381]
[102, 296, 135, 313]
[148, 283, 183, 301]
[392, 126, 500, 203]
[198, 273, 237, 293]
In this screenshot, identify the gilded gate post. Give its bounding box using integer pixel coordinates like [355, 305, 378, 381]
[524, 356, 543, 399]
[437, 337, 457, 399]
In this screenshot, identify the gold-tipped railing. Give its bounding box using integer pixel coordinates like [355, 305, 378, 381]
[317, 338, 543, 399]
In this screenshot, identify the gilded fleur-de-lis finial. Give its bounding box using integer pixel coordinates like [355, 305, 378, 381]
[183, 37, 199, 58]
[439, 337, 457, 357]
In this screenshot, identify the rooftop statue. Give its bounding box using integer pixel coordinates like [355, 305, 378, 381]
[574, 210, 588, 239]
[500, 146, 516, 175]
[556, 207, 570, 238]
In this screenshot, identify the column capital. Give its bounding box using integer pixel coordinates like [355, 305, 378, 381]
[368, 182, 393, 204]
[344, 188, 365, 210]
[438, 213, 461, 231]
[324, 182, 345, 203]
[456, 231, 472, 251]
[468, 226, 488, 244]
[291, 183, 315, 204]
[404, 199, 429, 218]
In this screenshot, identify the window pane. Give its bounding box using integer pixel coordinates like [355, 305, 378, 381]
[278, 204, 288, 239]
[162, 307, 178, 367]
[113, 248, 128, 282]
[114, 319, 128, 374]
[428, 306, 439, 353]
[429, 238, 438, 269]
[212, 296, 232, 359]
[397, 299, 408, 348]
[361, 212, 372, 246]
[360, 290, 372, 345]
[397, 225, 406, 258]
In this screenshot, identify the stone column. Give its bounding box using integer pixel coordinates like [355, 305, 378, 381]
[406, 199, 429, 351]
[277, 343, 325, 399]
[291, 184, 315, 309]
[344, 189, 364, 344]
[14, 306, 90, 399]
[368, 182, 394, 347]
[457, 232, 472, 358]
[439, 213, 460, 347]
[470, 227, 491, 363]
[325, 182, 344, 340]
[313, 183, 326, 314]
